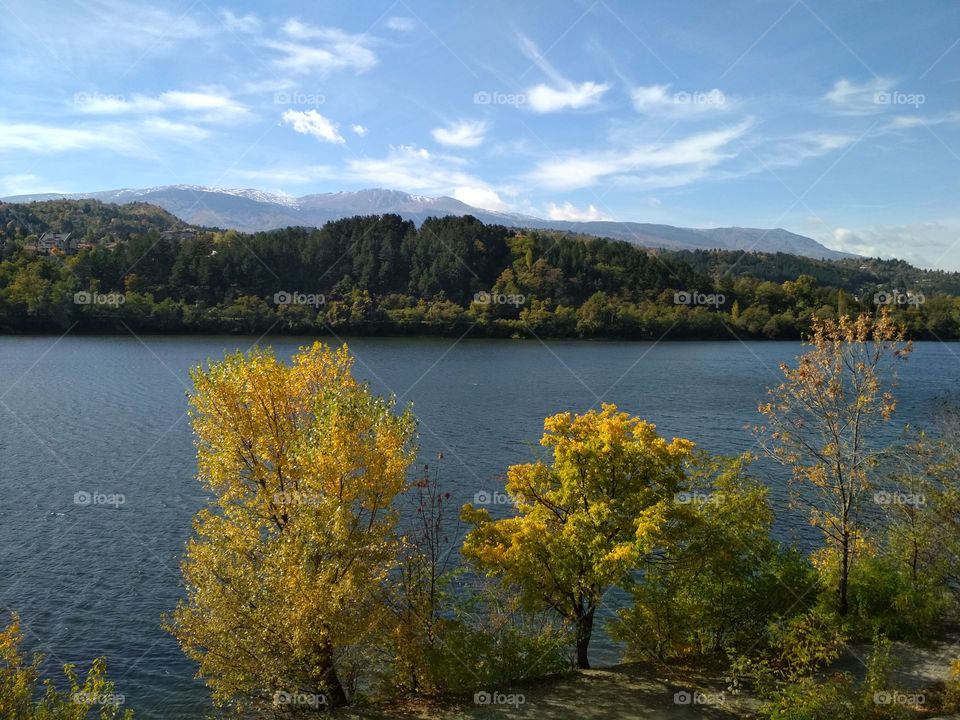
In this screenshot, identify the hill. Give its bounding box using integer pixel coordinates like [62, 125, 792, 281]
[1, 186, 853, 260]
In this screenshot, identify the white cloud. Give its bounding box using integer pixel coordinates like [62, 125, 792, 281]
[525, 120, 752, 190]
[454, 186, 508, 211]
[351, 124, 369, 136]
[545, 202, 610, 221]
[631, 83, 732, 117]
[823, 77, 894, 115]
[386, 16, 416, 32]
[73, 90, 248, 122]
[526, 81, 609, 113]
[518, 34, 609, 113]
[431, 120, 487, 148]
[221, 9, 261, 34]
[141, 118, 210, 142]
[827, 222, 960, 271]
[343, 145, 486, 192]
[282, 110, 345, 144]
[263, 20, 377, 74]
[0, 122, 138, 154]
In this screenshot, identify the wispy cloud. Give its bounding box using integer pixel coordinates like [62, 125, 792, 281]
[220, 9, 262, 34]
[631, 83, 732, 118]
[525, 120, 752, 190]
[431, 120, 487, 148]
[282, 110, 345, 144]
[72, 90, 248, 122]
[386, 16, 416, 32]
[518, 34, 609, 113]
[262, 20, 378, 74]
[823, 77, 894, 115]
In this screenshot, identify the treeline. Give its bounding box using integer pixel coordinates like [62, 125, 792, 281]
[1, 200, 959, 339]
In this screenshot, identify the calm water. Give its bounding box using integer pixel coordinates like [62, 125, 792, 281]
[1, 336, 958, 718]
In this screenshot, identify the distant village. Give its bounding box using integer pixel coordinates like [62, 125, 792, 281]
[29, 228, 198, 256]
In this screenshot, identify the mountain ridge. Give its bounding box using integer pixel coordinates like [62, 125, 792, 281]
[1, 186, 854, 260]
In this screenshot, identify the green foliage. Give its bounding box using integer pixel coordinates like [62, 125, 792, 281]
[757, 635, 913, 720]
[611, 454, 819, 661]
[2, 200, 959, 337]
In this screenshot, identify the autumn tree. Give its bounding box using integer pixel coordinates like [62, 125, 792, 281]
[758, 311, 911, 615]
[461, 404, 693, 668]
[0, 613, 133, 719]
[167, 343, 415, 712]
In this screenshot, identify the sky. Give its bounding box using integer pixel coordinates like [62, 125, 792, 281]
[0, 0, 958, 269]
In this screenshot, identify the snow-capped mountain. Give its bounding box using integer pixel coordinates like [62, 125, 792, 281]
[1, 186, 853, 259]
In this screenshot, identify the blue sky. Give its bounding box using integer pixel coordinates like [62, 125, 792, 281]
[0, 0, 958, 268]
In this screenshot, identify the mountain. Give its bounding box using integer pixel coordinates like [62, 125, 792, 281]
[1, 185, 853, 260]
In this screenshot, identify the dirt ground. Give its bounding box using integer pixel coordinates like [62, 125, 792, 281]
[342, 636, 960, 719]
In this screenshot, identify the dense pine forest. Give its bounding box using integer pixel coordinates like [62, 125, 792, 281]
[1, 199, 958, 339]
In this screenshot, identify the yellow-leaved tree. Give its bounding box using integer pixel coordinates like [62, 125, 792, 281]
[758, 311, 911, 616]
[167, 343, 415, 711]
[461, 404, 693, 668]
[0, 613, 133, 719]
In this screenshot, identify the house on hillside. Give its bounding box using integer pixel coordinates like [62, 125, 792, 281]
[160, 228, 197, 241]
[34, 232, 77, 255]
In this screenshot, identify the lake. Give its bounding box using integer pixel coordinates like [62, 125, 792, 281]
[1, 335, 957, 718]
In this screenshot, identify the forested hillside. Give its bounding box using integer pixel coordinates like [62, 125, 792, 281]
[1, 199, 957, 339]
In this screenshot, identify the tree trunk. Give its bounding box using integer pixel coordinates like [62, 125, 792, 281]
[322, 663, 348, 707]
[838, 533, 850, 616]
[575, 606, 595, 669]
